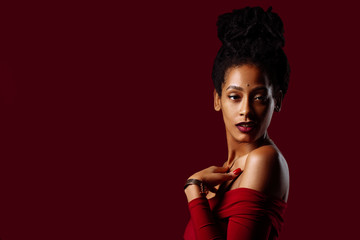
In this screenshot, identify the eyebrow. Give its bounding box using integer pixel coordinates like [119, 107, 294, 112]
[226, 85, 268, 92]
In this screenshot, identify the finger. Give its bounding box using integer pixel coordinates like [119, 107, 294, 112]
[232, 168, 242, 175]
[224, 173, 237, 180]
[222, 168, 242, 179]
[209, 172, 236, 183]
[207, 185, 217, 193]
[225, 168, 242, 178]
[213, 166, 230, 173]
[202, 168, 242, 187]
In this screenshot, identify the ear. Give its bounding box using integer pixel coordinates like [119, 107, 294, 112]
[274, 90, 283, 112]
[214, 89, 221, 111]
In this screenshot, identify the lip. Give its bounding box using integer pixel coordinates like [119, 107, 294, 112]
[236, 121, 256, 133]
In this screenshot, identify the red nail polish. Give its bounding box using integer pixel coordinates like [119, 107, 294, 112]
[232, 168, 241, 175]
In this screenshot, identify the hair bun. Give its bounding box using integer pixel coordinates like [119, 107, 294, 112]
[217, 7, 285, 50]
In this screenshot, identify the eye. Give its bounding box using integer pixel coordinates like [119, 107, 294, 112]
[228, 95, 240, 100]
[254, 95, 268, 102]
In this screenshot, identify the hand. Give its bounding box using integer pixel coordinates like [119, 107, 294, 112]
[189, 166, 242, 193]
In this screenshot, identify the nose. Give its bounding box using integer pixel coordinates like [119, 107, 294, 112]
[239, 97, 251, 118]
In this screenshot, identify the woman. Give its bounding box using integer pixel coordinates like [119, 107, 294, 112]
[184, 7, 290, 240]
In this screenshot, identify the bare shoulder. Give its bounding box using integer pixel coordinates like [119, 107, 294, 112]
[238, 145, 289, 200]
[247, 145, 281, 167]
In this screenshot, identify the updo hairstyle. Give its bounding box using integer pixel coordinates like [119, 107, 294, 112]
[212, 7, 290, 97]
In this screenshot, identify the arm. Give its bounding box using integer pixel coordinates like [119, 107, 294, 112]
[185, 147, 282, 240]
[184, 166, 240, 240]
[185, 166, 240, 202]
[187, 191, 273, 240]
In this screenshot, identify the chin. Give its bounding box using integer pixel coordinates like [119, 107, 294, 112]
[234, 130, 264, 143]
[226, 127, 262, 144]
[233, 134, 255, 143]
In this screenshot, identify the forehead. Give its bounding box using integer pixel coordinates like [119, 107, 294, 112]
[223, 65, 269, 87]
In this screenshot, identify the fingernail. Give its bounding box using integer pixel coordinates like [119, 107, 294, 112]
[232, 168, 241, 175]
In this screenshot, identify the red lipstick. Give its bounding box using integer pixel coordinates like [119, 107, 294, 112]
[236, 121, 256, 133]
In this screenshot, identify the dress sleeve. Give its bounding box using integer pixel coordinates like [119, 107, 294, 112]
[188, 197, 223, 240]
[188, 194, 274, 240]
[226, 211, 272, 239]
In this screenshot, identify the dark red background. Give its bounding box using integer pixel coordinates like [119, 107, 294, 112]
[0, 0, 359, 239]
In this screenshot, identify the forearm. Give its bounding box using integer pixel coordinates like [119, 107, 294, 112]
[184, 184, 203, 202]
[184, 166, 241, 239]
[185, 167, 240, 202]
[188, 197, 224, 240]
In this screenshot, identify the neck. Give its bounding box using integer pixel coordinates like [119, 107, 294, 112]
[226, 132, 271, 165]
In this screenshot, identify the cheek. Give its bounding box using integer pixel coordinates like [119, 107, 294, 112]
[254, 104, 267, 115]
[254, 103, 273, 121]
[221, 103, 237, 122]
[222, 108, 233, 122]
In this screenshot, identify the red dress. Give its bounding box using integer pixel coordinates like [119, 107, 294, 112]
[184, 188, 287, 240]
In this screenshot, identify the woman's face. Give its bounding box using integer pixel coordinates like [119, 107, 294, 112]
[214, 64, 281, 144]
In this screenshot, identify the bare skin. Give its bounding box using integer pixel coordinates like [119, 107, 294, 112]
[185, 64, 289, 203]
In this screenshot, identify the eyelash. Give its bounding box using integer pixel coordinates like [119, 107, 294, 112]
[254, 96, 267, 101]
[228, 95, 267, 101]
[229, 95, 240, 100]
